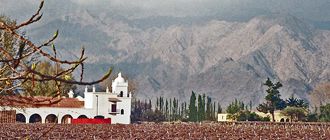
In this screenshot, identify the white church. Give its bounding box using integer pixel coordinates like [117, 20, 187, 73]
[5, 73, 132, 124]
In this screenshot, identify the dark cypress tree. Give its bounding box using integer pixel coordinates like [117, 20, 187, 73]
[217, 102, 222, 113]
[181, 102, 185, 119]
[202, 94, 206, 121]
[176, 99, 179, 120]
[149, 99, 152, 110]
[206, 96, 212, 120]
[184, 102, 187, 119]
[213, 101, 216, 120]
[144, 99, 148, 111]
[189, 91, 197, 122]
[173, 98, 177, 121]
[197, 94, 202, 122]
[156, 98, 159, 111]
[165, 99, 169, 120]
[169, 98, 172, 121]
[160, 96, 164, 113]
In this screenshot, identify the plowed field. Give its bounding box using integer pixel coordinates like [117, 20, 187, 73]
[0, 122, 329, 139]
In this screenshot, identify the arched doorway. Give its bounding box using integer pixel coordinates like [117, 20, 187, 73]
[45, 114, 58, 123]
[280, 118, 284, 122]
[16, 113, 26, 123]
[78, 115, 88, 119]
[119, 91, 123, 97]
[29, 114, 42, 123]
[61, 115, 73, 124]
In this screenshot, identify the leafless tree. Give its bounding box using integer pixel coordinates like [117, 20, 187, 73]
[309, 82, 330, 108]
[0, 0, 111, 105]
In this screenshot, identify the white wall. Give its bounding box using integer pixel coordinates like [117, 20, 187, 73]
[11, 73, 132, 124]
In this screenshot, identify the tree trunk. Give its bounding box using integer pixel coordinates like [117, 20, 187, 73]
[271, 111, 275, 122]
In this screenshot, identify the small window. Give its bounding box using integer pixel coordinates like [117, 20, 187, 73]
[112, 104, 117, 112]
[119, 91, 123, 97]
[121, 109, 124, 115]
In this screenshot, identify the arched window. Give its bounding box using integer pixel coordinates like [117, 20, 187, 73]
[77, 115, 88, 119]
[16, 113, 26, 123]
[61, 115, 73, 124]
[286, 118, 290, 122]
[280, 118, 284, 122]
[45, 114, 58, 123]
[94, 115, 105, 119]
[121, 109, 124, 115]
[29, 114, 42, 123]
[119, 91, 123, 97]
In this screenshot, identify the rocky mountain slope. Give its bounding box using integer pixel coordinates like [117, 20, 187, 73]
[1, 1, 330, 106]
[56, 13, 329, 106]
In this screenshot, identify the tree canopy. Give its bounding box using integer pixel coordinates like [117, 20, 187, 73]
[257, 78, 286, 122]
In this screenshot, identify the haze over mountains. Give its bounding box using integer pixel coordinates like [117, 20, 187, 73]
[1, 0, 330, 106]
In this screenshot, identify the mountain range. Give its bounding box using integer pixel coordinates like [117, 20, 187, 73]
[1, 0, 330, 106]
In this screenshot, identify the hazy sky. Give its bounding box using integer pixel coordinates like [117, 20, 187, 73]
[70, 0, 330, 21]
[1, 0, 330, 22]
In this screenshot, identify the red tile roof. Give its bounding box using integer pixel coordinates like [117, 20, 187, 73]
[0, 95, 84, 108]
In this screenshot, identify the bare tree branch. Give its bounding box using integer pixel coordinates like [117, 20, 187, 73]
[0, 0, 112, 106]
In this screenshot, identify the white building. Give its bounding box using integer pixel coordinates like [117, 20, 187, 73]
[4, 73, 132, 124]
[217, 111, 291, 122]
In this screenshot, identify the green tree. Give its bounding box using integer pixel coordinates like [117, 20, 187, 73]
[226, 99, 245, 120]
[0, 16, 21, 94]
[189, 91, 197, 122]
[206, 96, 212, 120]
[286, 94, 308, 108]
[237, 111, 270, 121]
[319, 104, 330, 122]
[169, 98, 172, 121]
[213, 101, 216, 120]
[181, 102, 185, 120]
[281, 107, 308, 122]
[281, 94, 309, 122]
[21, 61, 76, 97]
[257, 78, 286, 122]
[217, 103, 222, 113]
[160, 96, 164, 113]
[197, 94, 202, 121]
[202, 94, 206, 121]
[165, 99, 169, 120]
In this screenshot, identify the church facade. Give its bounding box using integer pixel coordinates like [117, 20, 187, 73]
[6, 73, 132, 124]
